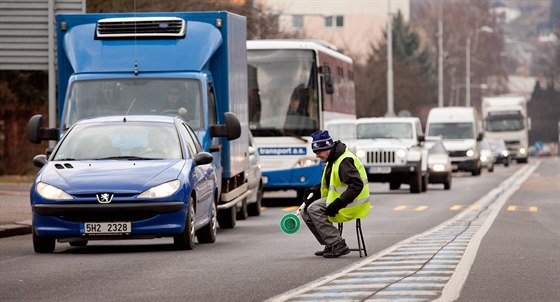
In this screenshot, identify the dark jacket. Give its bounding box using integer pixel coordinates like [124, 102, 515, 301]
[322, 141, 364, 206]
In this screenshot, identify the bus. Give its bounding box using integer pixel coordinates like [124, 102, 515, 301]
[247, 40, 356, 200]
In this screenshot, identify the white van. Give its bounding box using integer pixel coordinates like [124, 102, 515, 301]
[426, 107, 483, 176]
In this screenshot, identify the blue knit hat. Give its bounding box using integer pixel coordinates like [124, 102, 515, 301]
[311, 130, 334, 152]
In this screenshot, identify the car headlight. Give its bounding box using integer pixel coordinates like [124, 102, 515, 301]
[396, 149, 406, 158]
[296, 157, 319, 168]
[138, 180, 180, 199]
[481, 155, 488, 162]
[356, 149, 366, 159]
[519, 147, 526, 155]
[431, 163, 446, 172]
[501, 150, 509, 157]
[36, 182, 73, 200]
[466, 149, 474, 157]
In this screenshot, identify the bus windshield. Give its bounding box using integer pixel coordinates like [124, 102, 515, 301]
[63, 79, 203, 130]
[248, 49, 319, 137]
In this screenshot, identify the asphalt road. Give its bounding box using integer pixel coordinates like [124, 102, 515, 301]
[0, 157, 558, 302]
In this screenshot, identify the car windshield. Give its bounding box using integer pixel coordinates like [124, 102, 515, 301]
[357, 122, 413, 139]
[53, 121, 183, 160]
[428, 123, 474, 139]
[326, 123, 356, 140]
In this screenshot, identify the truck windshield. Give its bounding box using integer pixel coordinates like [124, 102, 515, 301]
[357, 123, 413, 139]
[63, 79, 203, 129]
[428, 123, 474, 139]
[247, 49, 319, 136]
[485, 114, 524, 132]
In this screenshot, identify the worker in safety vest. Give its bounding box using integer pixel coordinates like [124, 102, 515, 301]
[301, 130, 370, 258]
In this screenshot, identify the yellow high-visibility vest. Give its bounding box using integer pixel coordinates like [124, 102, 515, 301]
[320, 149, 370, 223]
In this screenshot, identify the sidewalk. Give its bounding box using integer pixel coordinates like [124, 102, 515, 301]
[0, 183, 33, 238]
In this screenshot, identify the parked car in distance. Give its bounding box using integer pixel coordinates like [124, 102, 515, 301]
[424, 137, 452, 190]
[480, 139, 495, 172]
[487, 138, 511, 167]
[27, 115, 218, 253]
[246, 132, 263, 217]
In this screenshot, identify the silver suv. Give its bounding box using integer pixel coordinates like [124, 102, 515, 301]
[353, 117, 428, 193]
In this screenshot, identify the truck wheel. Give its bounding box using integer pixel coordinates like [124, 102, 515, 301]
[248, 182, 263, 216]
[197, 202, 217, 244]
[174, 197, 195, 250]
[236, 198, 248, 220]
[389, 182, 401, 190]
[33, 228, 55, 253]
[218, 205, 236, 229]
[409, 170, 422, 194]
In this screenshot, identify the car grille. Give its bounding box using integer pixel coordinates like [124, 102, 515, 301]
[448, 150, 467, 157]
[366, 150, 396, 164]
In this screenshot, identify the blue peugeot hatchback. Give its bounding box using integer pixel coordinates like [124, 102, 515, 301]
[29, 116, 218, 253]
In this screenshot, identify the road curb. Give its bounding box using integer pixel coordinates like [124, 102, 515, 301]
[0, 220, 32, 238]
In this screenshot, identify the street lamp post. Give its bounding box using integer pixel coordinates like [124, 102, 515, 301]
[465, 26, 493, 107]
[386, 0, 395, 117]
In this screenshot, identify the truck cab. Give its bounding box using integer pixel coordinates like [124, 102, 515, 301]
[27, 12, 250, 229]
[354, 117, 428, 193]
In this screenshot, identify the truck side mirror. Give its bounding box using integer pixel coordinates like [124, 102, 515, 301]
[319, 65, 334, 95]
[209, 112, 241, 140]
[27, 115, 59, 144]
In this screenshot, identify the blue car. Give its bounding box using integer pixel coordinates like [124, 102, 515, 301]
[28, 115, 218, 253]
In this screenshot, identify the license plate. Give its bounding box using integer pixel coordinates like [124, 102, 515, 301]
[82, 222, 131, 235]
[262, 176, 268, 184]
[369, 166, 391, 174]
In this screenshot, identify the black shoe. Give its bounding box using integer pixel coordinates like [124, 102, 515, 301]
[314, 246, 331, 256]
[323, 240, 350, 258]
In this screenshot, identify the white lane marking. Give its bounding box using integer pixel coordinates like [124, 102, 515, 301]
[434, 161, 539, 302]
[266, 162, 539, 302]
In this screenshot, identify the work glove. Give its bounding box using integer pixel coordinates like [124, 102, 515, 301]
[325, 198, 345, 217]
[303, 187, 320, 212]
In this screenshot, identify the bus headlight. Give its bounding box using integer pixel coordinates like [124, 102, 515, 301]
[466, 149, 474, 157]
[296, 158, 319, 168]
[396, 149, 406, 158]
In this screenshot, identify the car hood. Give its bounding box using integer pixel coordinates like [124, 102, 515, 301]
[441, 139, 476, 152]
[37, 160, 186, 194]
[353, 138, 417, 150]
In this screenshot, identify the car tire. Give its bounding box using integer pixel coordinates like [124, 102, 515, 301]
[248, 182, 263, 217]
[33, 227, 55, 253]
[444, 173, 452, 190]
[174, 197, 195, 250]
[471, 161, 481, 176]
[236, 198, 248, 220]
[197, 202, 217, 244]
[389, 182, 401, 190]
[489, 163, 494, 172]
[409, 169, 422, 194]
[421, 174, 428, 192]
[69, 240, 88, 247]
[217, 204, 236, 229]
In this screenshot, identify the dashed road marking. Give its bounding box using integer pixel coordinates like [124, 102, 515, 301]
[394, 205, 408, 211]
[506, 205, 538, 212]
[450, 205, 462, 211]
[416, 205, 429, 211]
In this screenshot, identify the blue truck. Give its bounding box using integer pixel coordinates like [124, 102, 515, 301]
[27, 11, 250, 229]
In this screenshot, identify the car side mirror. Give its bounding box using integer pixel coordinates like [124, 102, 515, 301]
[417, 135, 425, 143]
[33, 154, 48, 168]
[194, 152, 213, 166]
[477, 133, 484, 141]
